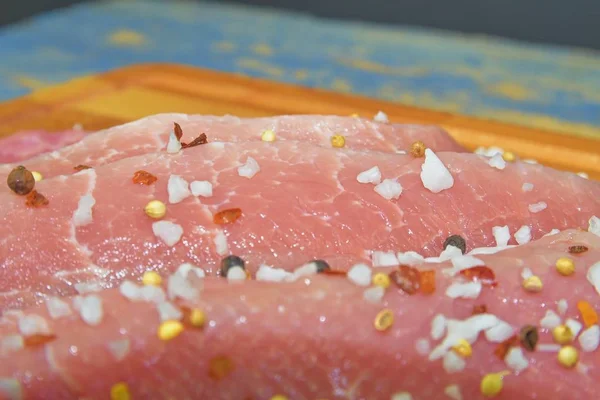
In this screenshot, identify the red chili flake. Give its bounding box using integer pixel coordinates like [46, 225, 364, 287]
[25, 190, 49, 208]
[182, 133, 208, 149]
[173, 122, 184, 141]
[213, 208, 243, 225]
[472, 304, 488, 315]
[494, 335, 519, 360]
[132, 170, 158, 185]
[208, 355, 234, 380]
[419, 270, 436, 294]
[321, 269, 347, 277]
[73, 165, 92, 172]
[569, 245, 589, 254]
[24, 333, 57, 347]
[389, 265, 421, 295]
[459, 266, 497, 287]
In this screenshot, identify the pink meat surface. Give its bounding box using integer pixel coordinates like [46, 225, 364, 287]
[0, 114, 463, 186]
[1, 140, 598, 311]
[1, 230, 600, 399]
[0, 129, 87, 164]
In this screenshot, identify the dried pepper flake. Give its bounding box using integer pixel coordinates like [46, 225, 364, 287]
[173, 122, 184, 141]
[182, 133, 208, 148]
[569, 245, 589, 254]
[132, 170, 158, 185]
[24, 333, 57, 347]
[473, 304, 488, 315]
[74, 165, 92, 172]
[494, 335, 519, 360]
[25, 190, 49, 208]
[213, 208, 243, 225]
[209, 355, 235, 380]
[321, 269, 347, 277]
[459, 266, 497, 287]
[519, 325, 539, 351]
[389, 265, 421, 294]
[419, 269, 436, 294]
[577, 300, 598, 327]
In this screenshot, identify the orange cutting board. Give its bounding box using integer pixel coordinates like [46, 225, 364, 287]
[1, 63, 599, 179]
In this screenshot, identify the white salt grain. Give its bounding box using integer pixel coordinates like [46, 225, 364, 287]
[587, 261, 600, 295]
[397, 251, 425, 266]
[521, 267, 533, 280]
[444, 384, 463, 400]
[488, 154, 506, 170]
[152, 221, 184, 247]
[578, 325, 600, 352]
[373, 110, 389, 123]
[557, 299, 568, 315]
[73, 194, 96, 227]
[492, 225, 510, 247]
[237, 156, 260, 178]
[415, 338, 431, 355]
[166, 130, 182, 153]
[227, 266, 247, 281]
[371, 251, 399, 267]
[431, 314, 447, 340]
[445, 281, 482, 299]
[356, 166, 382, 184]
[108, 338, 130, 361]
[45, 297, 72, 320]
[139, 285, 167, 303]
[363, 286, 385, 304]
[18, 314, 50, 337]
[514, 225, 531, 245]
[505, 347, 529, 372]
[168, 175, 191, 204]
[119, 280, 142, 300]
[190, 180, 213, 197]
[528, 202, 547, 213]
[256, 265, 293, 282]
[420, 149, 454, 193]
[544, 228, 561, 237]
[522, 183, 534, 192]
[290, 262, 319, 280]
[74, 282, 103, 294]
[176, 263, 205, 279]
[78, 295, 103, 326]
[214, 230, 229, 256]
[167, 273, 198, 301]
[565, 318, 583, 338]
[485, 321, 514, 342]
[347, 264, 372, 287]
[443, 351, 466, 373]
[374, 179, 403, 200]
[157, 301, 183, 322]
[1, 335, 24, 354]
[589, 216, 600, 237]
[540, 310, 561, 329]
[429, 314, 500, 360]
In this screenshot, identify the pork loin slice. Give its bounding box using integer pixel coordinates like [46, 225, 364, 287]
[1, 141, 598, 311]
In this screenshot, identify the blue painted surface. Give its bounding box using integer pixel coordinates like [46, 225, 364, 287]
[1, 0, 600, 137]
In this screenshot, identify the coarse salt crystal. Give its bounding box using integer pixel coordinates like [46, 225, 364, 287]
[347, 264, 372, 286]
[431, 314, 447, 340]
[214, 230, 229, 256]
[443, 351, 466, 373]
[540, 310, 561, 329]
[356, 166, 382, 184]
[537, 343, 561, 352]
[544, 228, 560, 237]
[18, 314, 50, 337]
[488, 154, 506, 170]
[0, 378, 22, 400]
[429, 245, 463, 265]
[429, 314, 499, 360]
[485, 321, 514, 342]
[371, 251, 399, 267]
[374, 179, 403, 200]
[443, 255, 485, 277]
[78, 295, 103, 326]
[176, 263, 205, 279]
[373, 110, 389, 123]
[363, 286, 385, 304]
[152, 221, 184, 247]
[45, 297, 72, 320]
[565, 318, 583, 338]
[589, 216, 600, 237]
[577, 172, 589, 179]
[190, 180, 213, 197]
[237, 156, 260, 179]
[74, 282, 103, 294]
[586, 261, 600, 295]
[420, 149, 454, 193]
[157, 301, 183, 322]
[397, 251, 424, 266]
[227, 266, 247, 281]
[522, 183, 534, 192]
[521, 267, 533, 280]
[1, 335, 24, 354]
[415, 338, 431, 355]
[528, 202, 547, 213]
[139, 285, 167, 303]
[119, 280, 141, 300]
[444, 384, 463, 400]
[578, 325, 600, 352]
[391, 392, 413, 400]
[167, 273, 198, 301]
[73, 194, 96, 227]
[108, 338, 130, 362]
[514, 225, 531, 245]
[557, 299, 568, 315]
[445, 281, 482, 299]
[166, 130, 181, 153]
[505, 347, 529, 372]
[492, 225, 510, 247]
[168, 175, 191, 204]
[256, 265, 293, 282]
[289, 262, 319, 280]
[475, 146, 504, 157]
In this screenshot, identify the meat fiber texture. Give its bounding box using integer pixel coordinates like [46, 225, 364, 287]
[0, 128, 87, 164]
[1, 114, 600, 400]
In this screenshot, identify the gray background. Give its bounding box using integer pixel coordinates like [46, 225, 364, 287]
[2, 0, 600, 50]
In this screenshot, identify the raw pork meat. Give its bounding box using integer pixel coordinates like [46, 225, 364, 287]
[0, 128, 87, 163]
[1, 230, 600, 399]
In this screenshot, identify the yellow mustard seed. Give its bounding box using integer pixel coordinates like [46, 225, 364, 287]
[452, 339, 473, 358]
[372, 272, 391, 289]
[31, 171, 43, 182]
[557, 345, 579, 368]
[552, 325, 573, 345]
[556, 257, 575, 276]
[374, 309, 394, 331]
[189, 308, 206, 327]
[331, 134, 346, 148]
[261, 129, 276, 142]
[480, 371, 509, 397]
[110, 382, 131, 400]
[144, 200, 166, 219]
[158, 320, 184, 341]
[522, 275, 543, 292]
[142, 270, 162, 286]
[410, 141, 426, 157]
[502, 151, 516, 162]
